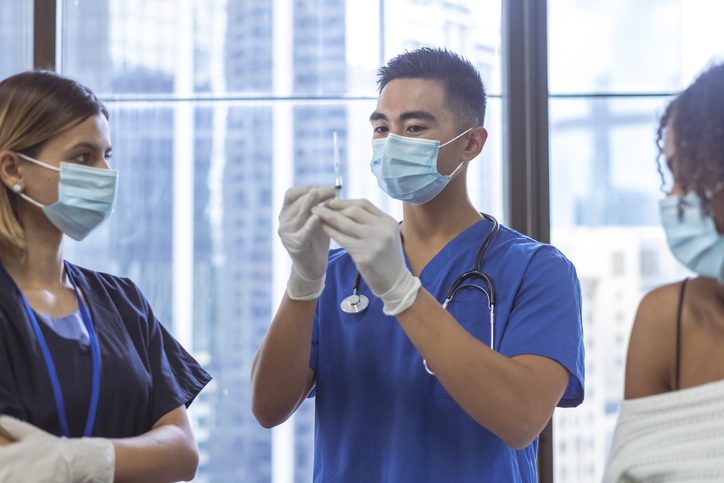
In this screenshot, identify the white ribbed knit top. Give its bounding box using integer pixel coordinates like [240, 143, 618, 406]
[603, 379, 724, 482]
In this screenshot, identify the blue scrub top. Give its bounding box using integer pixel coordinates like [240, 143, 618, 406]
[310, 219, 584, 483]
[0, 262, 211, 438]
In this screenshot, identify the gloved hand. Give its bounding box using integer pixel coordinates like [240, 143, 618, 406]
[0, 415, 115, 483]
[278, 185, 337, 300]
[312, 198, 421, 315]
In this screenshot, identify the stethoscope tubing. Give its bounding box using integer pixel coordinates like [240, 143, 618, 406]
[340, 214, 500, 375]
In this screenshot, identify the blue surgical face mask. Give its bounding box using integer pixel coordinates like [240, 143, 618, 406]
[14, 153, 119, 241]
[370, 128, 472, 205]
[659, 191, 724, 283]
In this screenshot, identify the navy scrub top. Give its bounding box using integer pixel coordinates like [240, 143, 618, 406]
[0, 262, 211, 438]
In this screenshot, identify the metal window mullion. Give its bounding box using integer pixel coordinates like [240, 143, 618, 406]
[33, 0, 59, 70]
[502, 0, 553, 482]
[503, 0, 550, 242]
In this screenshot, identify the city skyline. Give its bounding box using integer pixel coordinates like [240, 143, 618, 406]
[4, 0, 724, 482]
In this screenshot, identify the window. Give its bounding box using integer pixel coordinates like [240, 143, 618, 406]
[22, 1, 724, 480]
[0, 1, 32, 77]
[58, 1, 503, 481]
[640, 246, 659, 278]
[549, 1, 724, 482]
[611, 252, 625, 277]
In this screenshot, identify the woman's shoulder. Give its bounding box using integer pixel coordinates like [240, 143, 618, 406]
[624, 280, 688, 398]
[66, 263, 147, 309]
[67, 262, 135, 287]
[635, 280, 686, 324]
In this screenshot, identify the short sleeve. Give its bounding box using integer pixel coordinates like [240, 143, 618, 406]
[131, 282, 212, 424]
[499, 247, 585, 407]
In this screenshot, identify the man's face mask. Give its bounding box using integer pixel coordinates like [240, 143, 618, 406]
[370, 128, 472, 205]
[13, 153, 119, 241]
[659, 187, 724, 283]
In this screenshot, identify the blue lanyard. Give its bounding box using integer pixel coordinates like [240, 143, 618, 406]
[19, 264, 102, 437]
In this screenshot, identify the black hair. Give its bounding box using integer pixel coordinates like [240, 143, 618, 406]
[656, 62, 724, 216]
[377, 47, 486, 128]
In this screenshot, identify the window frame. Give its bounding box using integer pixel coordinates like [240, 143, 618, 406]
[32, 1, 557, 481]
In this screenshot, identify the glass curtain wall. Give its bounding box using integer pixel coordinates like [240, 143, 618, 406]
[549, 1, 724, 482]
[57, 1, 504, 481]
[0, 0, 33, 77]
[7, 1, 724, 481]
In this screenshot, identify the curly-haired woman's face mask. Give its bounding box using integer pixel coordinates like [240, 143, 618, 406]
[660, 187, 724, 283]
[660, 128, 724, 282]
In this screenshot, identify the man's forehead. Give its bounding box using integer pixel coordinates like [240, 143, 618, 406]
[374, 79, 447, 119]
[378, 78, 444, 100]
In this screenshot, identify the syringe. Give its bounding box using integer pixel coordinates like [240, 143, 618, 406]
[333, 131, 342, 197]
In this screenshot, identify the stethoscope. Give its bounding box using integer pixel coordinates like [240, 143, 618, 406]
[339, 214, 500, 374]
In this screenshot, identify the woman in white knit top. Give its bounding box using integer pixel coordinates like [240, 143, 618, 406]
[603, 63, 724, 482]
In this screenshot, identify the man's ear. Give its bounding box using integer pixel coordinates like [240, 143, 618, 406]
[462, 127, 487, 162]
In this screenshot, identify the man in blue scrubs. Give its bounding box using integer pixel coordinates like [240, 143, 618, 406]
[252, 48, 584, 482]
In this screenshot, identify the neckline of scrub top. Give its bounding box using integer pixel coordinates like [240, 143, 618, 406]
[35, 310, 90, 346]
[402, 217, 493, 279]
[0, 261, 103, 438]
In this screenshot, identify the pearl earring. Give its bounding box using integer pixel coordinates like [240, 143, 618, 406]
[12, 184, 22, 193]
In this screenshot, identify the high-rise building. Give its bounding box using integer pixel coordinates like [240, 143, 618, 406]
[548, 2, 691, 480]
[552, 226, 688, 482]
[0, 2, 32, 77]
[61, 1, 501, 481]
[290, 3, 347, 480]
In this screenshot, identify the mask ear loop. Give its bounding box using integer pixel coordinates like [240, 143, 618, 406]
[9, 181, 45, 209]
[439, 127, 474, 148]
[13, 153, 59, 208]
[439, 127, 475, 177]
[16, 153, 61, 172]
[445, 158, 468, 179]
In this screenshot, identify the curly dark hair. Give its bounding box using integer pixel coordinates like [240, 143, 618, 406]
[656, 62, 724, 216]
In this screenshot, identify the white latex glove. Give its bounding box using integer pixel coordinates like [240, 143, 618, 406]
[0, 415, 114, 483]
[278, 185, 337, 300]
[312, 198, 421, 316]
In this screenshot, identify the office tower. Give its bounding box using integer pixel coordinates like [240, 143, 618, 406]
[0, 2, 32, 77]
[61, 1, 500, 481]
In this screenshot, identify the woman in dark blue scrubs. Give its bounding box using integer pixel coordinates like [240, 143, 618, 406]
[0, 71, 211, 482]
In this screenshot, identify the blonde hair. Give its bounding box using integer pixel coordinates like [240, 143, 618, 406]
[0, 71, 108, 255]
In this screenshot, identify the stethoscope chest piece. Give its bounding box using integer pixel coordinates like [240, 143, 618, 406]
[340, 293, 369, 314]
